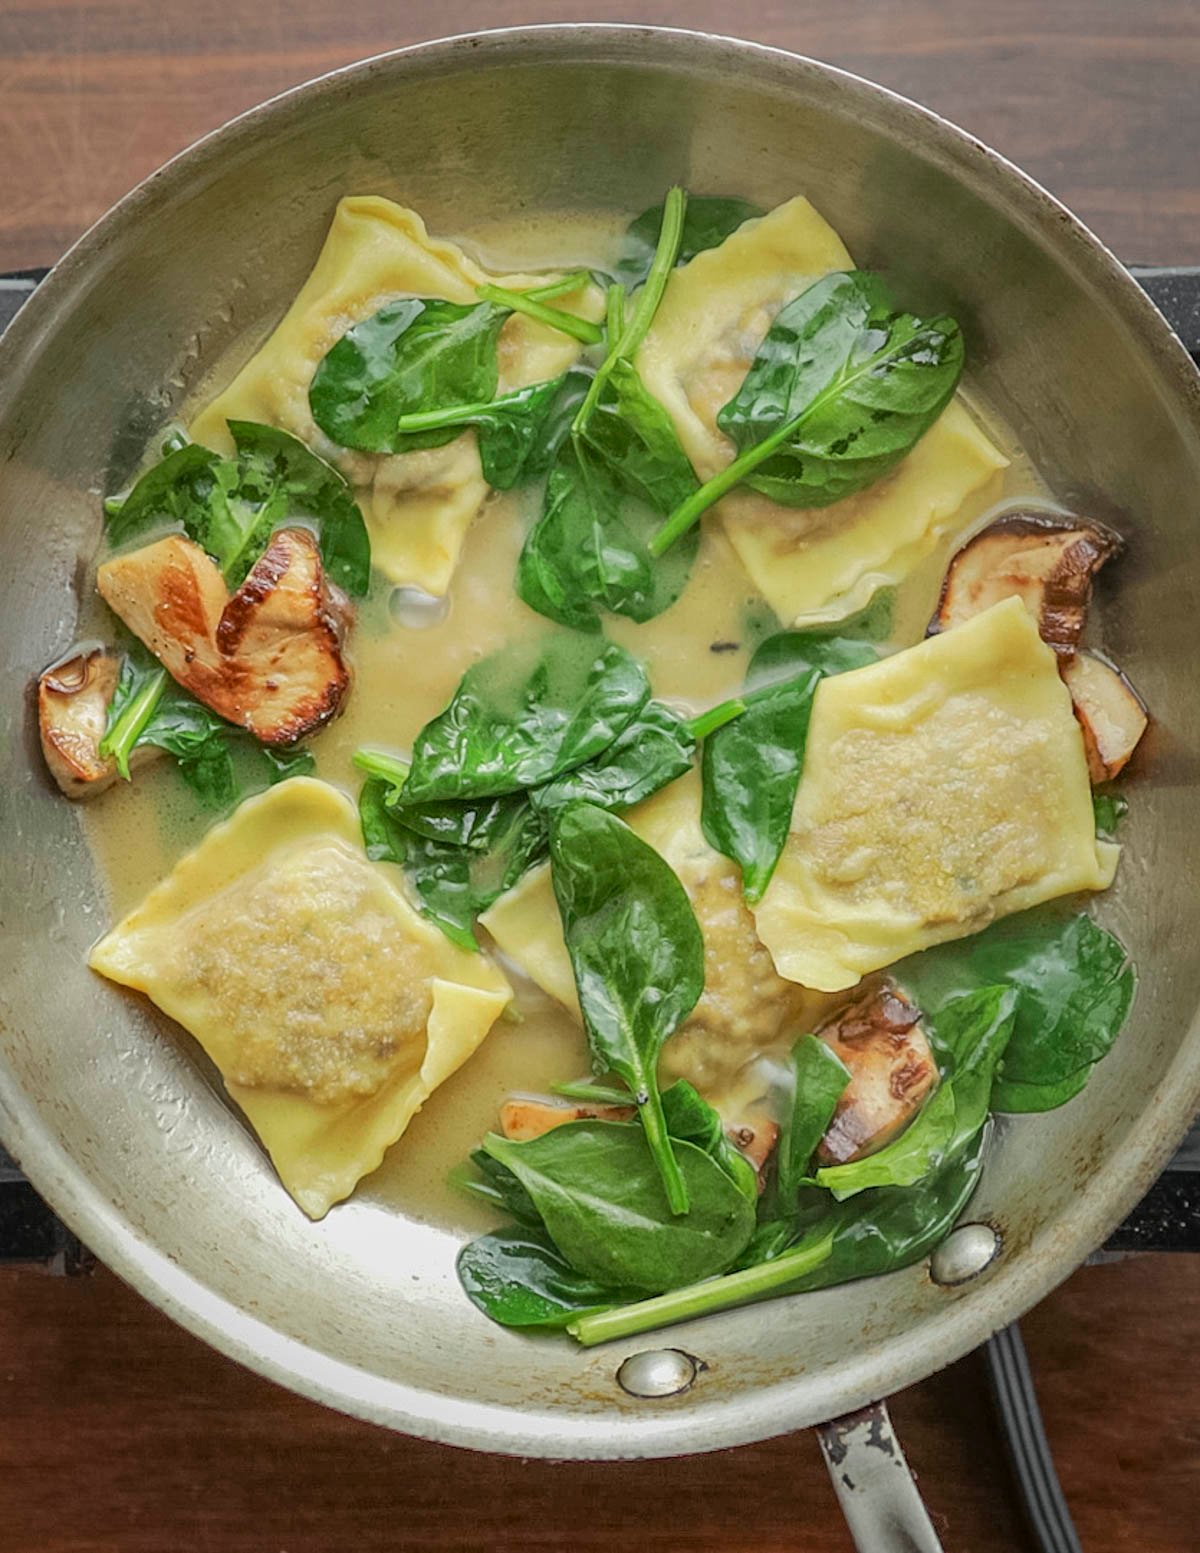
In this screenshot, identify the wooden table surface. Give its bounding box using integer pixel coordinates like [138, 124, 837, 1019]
[1, 1, 1198, 1548]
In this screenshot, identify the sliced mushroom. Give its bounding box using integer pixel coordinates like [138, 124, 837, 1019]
[38, 648, 122, 797]
[929, 510, 1122, 655]
[97, 528, 352, 745]
[499, 1096, 635, 1141]
[1062, 651, 1148, 782]
[725, 1118, 780, 1194]
[816, 983, 937, 1167]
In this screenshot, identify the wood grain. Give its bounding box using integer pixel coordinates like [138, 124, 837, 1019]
[0, 1254, 1195, 1552]
[0, 0, 1198, 268]
[0, 3, 1197, 1547]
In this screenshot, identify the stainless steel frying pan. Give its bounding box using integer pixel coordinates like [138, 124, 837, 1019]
[1, 23, 1198, 1512]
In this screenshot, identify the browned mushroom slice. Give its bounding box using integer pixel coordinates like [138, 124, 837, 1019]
[38, 648, 122, 797]
[1061, 651, 1148, 783]
[816, 984, 937, 1167]
[499, 1097, 636, 1141]
[97, 527, 352, 745]
[929, 510, 1122, 654]
[726, 1118, 780, 1194]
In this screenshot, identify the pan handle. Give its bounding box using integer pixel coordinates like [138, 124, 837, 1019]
[817, 1400, 944, 1553]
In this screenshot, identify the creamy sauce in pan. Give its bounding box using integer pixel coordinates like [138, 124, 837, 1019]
[78, 210, 1049, 1230]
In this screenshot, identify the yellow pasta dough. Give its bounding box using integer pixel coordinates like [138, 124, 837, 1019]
[751, 599, 1119, 992]
[191, 196, 601, 595]
[635, 196, 1008, 624]
[89, 777, 511, 1217]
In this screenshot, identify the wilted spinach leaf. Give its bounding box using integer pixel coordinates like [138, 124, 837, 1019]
[517, 443, 698, 630]
[549, 803, 705, 1215]
[700, 624, 879, 901]
[660, 1081, 757, 1201]
[816, 986, 1016, 1199]
[576, 356, 698, 515]
[104, 423, 370, 597]
[776, 1035, 851, 1210]
[403, 637, 649, 802]
[309, 297, 511, 453]
[358, 776, 544, 951]
[457, 1226, 638, 1329]
[531, 700, 694, 814]
[615, 195, 764, 288]
[481, 1121, 755, 1291]
[227, 421, 371, 596]
[650, 270, 964, 553]
[901, 909, 1136, 1110]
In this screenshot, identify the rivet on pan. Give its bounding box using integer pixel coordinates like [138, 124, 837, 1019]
[616, 1348, 700, 1398]
[930, 1222, 1002, 1286]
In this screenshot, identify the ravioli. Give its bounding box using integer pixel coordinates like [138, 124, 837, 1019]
[635, 196, 1008, 624]
[89, 777, 511, 1217]
[751, 598, 1119, 992]
[191, 196, 601, 595]
[481, 768, 828, 1095]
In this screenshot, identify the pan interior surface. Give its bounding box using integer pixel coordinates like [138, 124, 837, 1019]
[0, 27, 1198, 1458]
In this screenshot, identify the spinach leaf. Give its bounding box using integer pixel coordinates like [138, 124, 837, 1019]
[700, 664, 820, 902]
[481, 1121, 755, 1291]
[549, 802, 705, 1215]
[517, 443, 698, 630]
[576, 357, 699, 515]
[101, 647, 311, 808]
[105, 424, 370, 596]
[531, 700, 694, 814]
[457, 1148, 544, 1227]
[104, 442, 229, 551]
[816, 986, 1016, 1199]
[308, 297, 510, 454]
[390, 366, 591, 491]
[354, 748, 543, 852]
[569, 1126, 986, 1347]
[700, 626, 879, 901]
[616, 195, 764, 288]
[901, 909, 1135, 1109]
[457, 1226, 640, 1329]
[746, 627, 877, 686]
[227, 421, 371, 596]
[650, 270, 964, 553]
[403, 637, 649, 802]
[776, 1035, 851, 1210]
[660, 1081, 757, 1201]
[1093, 791, 1129, 840]
[359, 776, 544, 951]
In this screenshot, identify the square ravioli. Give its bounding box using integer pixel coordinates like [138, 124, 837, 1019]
[191, 195, 602, 596]
[89, 777, 511, 1217]
[750, 598, 1119, 992]
[635, 196, 1008, 624]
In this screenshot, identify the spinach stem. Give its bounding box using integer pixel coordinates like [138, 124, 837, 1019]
[393, 399, 498, 433]
[639, 1084, 690, 1216]
[352, 748, 411, 789]
[687, 697, 747, 740]
[99, 668, 167, 780]
[524, 270, 593, 303]
[572, 187, 687, 437]
[552, 1079, 633, 1105]
[477, 284, 603, 346]
[605, 283, 625, 344]
[568, 1228, 836, 1347]
[648, 413, 797, 555]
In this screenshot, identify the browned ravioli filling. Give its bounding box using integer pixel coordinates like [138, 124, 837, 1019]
[180, 845, 433, 1104]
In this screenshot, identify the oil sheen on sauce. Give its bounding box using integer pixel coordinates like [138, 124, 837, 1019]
[78, 209, 1049, 1231]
